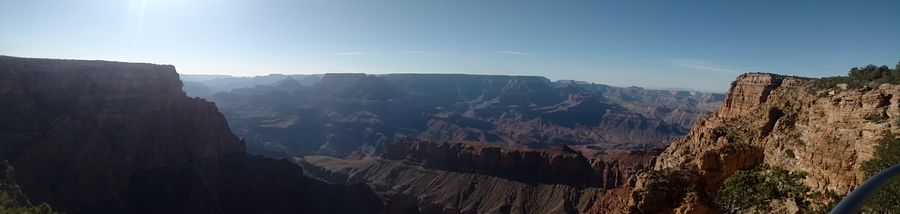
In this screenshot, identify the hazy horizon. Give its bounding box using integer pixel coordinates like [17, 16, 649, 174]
[177, 72, 733, 93]
[3, 0, 900, 91]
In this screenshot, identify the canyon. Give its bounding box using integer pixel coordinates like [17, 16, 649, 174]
[3, 54, 898, 213]
[297, 71, 900, 213]
[180, 71, 727, 213]
[300, 139, 658, 213]
[188, 73, 723, 158]
[0, 56, 383, 213]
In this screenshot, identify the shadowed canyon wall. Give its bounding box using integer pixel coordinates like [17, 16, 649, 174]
[0, 56, 383, 213]
[302, 139, 657, 213]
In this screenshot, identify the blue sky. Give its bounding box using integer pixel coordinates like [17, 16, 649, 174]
[2, 0, 899, 91]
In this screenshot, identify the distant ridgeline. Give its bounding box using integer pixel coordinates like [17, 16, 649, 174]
[186, 73, 724, 157]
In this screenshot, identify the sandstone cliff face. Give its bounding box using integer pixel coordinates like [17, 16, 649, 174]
[0, 56, 382, 213]
[301, 140, 657, 213]
[716, 73, 787, 119]
[628, 73, 900, 213]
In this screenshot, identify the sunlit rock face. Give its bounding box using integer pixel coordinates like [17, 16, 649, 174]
[0, 56, 383, 213]
[627, 73, 900, 213]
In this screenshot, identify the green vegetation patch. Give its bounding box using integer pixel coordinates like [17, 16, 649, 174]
[865, 113, 888, 123]
[811, 62, 900, 91]
[716, 165, 814, 213]
[861, 133, 900, 213]
[784, 149, 795, 159]
[0, 191, 55, 214]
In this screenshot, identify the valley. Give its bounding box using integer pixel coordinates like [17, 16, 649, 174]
[4, 1, 899, 213]
[2, 55, 900, 213]
[184, 73, 723, 158]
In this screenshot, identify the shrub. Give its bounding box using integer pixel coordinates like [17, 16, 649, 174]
[811, 76, 859, 91]
[811, 61, 900, 91]
[0, 191, 55, 214]
[860, 133, 900, 213]
[866, 113, 887, 123]
[809, 190, 842, 214]
[849, 65, 892, 83]
[716, 165, 811, 213]
[785, 149, 795, 159]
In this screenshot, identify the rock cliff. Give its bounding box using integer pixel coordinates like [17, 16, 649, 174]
[0, 56, 382, 213]
[301, 139, 657, 213]
[627, 73, 900, 213]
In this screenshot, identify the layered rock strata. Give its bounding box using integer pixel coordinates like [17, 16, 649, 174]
[628, 73, 900, 213]
[302, 140, 657, 213]
[0, 56, 383, 213]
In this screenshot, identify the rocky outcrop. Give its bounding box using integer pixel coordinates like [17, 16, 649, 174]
[383, 139, 652, 188]
[301, 140, 657, 213]
[0, 56, 383, 213]
[627, 73, 900, 213]
[717, 73, 786, 119]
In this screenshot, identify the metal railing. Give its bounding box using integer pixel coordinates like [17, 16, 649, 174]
[831, 164, 900, 213]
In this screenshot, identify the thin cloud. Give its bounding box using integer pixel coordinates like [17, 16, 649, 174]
[332, 51, 368, 55]
[331, 51, 437, 55]
[396, 51, 435, 54]
[667, 59, 750, 74]
[495, 50, 532, 55]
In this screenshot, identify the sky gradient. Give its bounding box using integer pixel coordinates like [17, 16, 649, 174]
[2, 0, 900, 91]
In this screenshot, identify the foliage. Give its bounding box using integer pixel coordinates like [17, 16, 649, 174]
[716, 165, 811, 213]
[860, 133, 900, 213]
[811, 61, 900, 91]
[865, 113, 887, 123]
[808, 190, 842, 214]
[784, 149, 795, 159]
[0, 192, 55, 214]
[849, 65, 895, 83]
[811, 76, 859, 91]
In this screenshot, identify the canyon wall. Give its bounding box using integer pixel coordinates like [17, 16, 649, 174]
[628, 73, 900, 213]
[302, 139, 657, 213]
[0, 56, 382, 213]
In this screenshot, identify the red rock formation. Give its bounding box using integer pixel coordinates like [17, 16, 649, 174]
[384, 140, 615, 186]
[627, 72, 900, 213]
